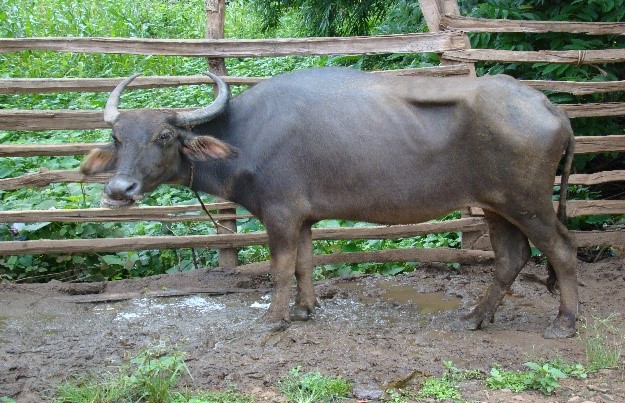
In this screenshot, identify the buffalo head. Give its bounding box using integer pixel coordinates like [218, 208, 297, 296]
[80, 72, 236, 208]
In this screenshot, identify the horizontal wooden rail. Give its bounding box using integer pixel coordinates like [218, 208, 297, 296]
[561, 103, 625, 118]
[0, 170, 110, 189]
[0, 143, 101, 157]
[560, 170, 625, 186]
[566, 200, 625, 217]
[442, 48, 625, 64]
[0, 217, 486, 255]
[574, 135, 625, 154]
[2, 74, 622, 96]
[441, 15, 625, 35]
[2, 168, 624, 193]
[0, 65, 473, 95]
[468, 200, 625, 218]
[2, 101, 624, 132]
[0, 202, 247, 223]
[2, 200, 623, 226]
[1, 227, 621, 256]
[0, 76, 266, 94]
[522, 80, 625, 95]
[0, 33, 467, 57]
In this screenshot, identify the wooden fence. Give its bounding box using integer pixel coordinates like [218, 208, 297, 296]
[1, 0, 624, 272]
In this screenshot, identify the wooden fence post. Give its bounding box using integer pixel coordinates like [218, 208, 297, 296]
[216, 202, 239, 267]
[205, 0, 227, 75]
[205, 0, 238, 267]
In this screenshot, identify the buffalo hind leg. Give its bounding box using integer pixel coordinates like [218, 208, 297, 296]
[291, 223, 317, 321]
[518, 214, 578, 338]
[462, 210, 531, 330]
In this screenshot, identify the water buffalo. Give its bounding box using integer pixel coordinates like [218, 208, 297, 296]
[81, 67, 578, 338]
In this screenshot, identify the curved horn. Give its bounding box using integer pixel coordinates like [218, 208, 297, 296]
[103, 73, 141, 125]
[174, 71, 230, 127]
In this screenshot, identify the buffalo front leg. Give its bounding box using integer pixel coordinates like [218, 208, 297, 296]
[291, 223, 317, 321]
[263, 222, 300, 329]
[462, 210, 531, 330]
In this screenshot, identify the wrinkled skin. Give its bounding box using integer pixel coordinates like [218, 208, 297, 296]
[81, 67, 578, 338]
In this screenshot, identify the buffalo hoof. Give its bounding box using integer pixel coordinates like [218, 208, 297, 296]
[245, 318, 291, 347]
[290, 305, 314, 321]
[457, 315, 483, 331]
[459, 305, 495, 331]
[543, 315, 576, 339]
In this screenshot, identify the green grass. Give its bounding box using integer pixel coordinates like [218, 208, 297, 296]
[276, 366, 352, 403]
[55, 356, 350, 403]
[581, 313, 624, 372]
[55, 346, 255, 403]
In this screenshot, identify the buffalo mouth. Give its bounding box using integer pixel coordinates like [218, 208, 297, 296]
[101, 194, 136, 209]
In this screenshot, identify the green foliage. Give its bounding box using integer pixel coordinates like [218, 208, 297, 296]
[581, 313, 624, 371]
[313, 213, 460, 279]
[250, 0, 391, 37]
[276, 366, 352, 403]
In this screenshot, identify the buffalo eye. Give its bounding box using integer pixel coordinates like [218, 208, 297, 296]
[111, 133, 121, 145]
[157, 129, 173, 142]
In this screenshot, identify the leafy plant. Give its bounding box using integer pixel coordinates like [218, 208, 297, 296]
[523, 361, 568, 395]
[276, 366, 351, 403]
[486, 359, 588, 396]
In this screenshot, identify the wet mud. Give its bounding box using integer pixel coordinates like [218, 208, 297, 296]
[1, 257, 624, 402]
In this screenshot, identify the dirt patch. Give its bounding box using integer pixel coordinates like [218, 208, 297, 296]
[1, 257, 624, 402]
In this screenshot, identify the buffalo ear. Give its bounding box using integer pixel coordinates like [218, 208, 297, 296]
[80, 145, 118, 174]
[181, 135, 236, 161]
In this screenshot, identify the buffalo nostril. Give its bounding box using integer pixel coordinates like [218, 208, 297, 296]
[126, 182, 139, 195]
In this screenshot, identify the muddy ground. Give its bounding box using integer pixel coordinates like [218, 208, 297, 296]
[1, 255, 624, 402]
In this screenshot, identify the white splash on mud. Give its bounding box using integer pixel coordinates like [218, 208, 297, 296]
[249, 294, 271, 309]
[96, 295, 226, 322]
